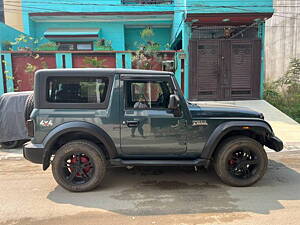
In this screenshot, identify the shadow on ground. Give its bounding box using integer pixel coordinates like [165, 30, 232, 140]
[47, 159, 300, 216]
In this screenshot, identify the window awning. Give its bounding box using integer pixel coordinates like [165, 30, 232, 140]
[44, 28, 100, 41]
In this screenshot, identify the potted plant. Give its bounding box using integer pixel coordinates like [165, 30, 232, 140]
[141, 27, 154, 41]
[94, 39, 113, 51]
[1, 41, 12, 51]
[132, 27, 165, 70]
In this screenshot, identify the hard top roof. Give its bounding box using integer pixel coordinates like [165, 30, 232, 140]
[36, 68, 174, 76]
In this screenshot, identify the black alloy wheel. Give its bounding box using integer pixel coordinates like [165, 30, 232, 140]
[61, 152, 95, 185]
[214, 136, 268, 187]
[227, 148, 259, 179]
[52, 140, 106, 192]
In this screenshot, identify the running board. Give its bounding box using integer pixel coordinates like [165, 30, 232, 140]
[110, 158, 210, 167]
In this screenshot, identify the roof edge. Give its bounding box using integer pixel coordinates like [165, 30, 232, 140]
[29, 11, 174, 17]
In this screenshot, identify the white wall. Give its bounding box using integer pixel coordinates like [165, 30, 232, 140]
[265, 0, 300, 81]
[3, 0, 23, 31]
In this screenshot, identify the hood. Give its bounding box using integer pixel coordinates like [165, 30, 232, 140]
[187, 102, 263, 119]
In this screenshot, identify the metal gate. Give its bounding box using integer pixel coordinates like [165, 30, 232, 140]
[189, 39, 261, 100]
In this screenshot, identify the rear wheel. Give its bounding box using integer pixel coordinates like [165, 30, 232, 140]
[0, 140, 21, 149]
[24, 93, 34, 122]
[214, 136, 268, 187]
[52, 140, 106, 192]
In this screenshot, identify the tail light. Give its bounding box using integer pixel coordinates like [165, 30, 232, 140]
[26, 119, 34, 137]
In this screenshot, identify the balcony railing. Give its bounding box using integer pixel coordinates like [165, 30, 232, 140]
[122, 0, 173, 5]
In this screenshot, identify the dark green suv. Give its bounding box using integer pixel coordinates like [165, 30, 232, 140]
[23, 68, 283, 192]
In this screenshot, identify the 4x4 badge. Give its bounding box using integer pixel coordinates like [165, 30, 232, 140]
[40, 120, 53, 127]
[192, 120, 208, 126]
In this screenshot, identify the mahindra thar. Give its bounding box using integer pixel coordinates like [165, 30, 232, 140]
[23, 68, 283, 192]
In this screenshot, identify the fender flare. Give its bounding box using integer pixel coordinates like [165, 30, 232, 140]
[200, 120, 273, 160]
[42, 121, 118, 170]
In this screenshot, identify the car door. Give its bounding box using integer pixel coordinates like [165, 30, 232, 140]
[120, 75, 187, 156]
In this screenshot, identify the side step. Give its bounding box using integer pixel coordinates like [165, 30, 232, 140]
[110, 158, 210, 167]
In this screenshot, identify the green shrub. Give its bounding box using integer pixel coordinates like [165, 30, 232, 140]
[144, 41, 161, 52]
[264, 58, 300, 123]
[11, 34, 43, 51]
[37, 42, 58, 51]
[83, 57, 106, 68]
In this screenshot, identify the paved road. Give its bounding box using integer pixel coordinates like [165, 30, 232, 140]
[1, 150, 300, 225]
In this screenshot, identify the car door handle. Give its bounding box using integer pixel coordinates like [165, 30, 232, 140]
[125, 121, 139, 128]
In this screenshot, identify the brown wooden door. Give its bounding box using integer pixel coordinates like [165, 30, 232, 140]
[189, 40, 220, 100]
[189, 39, 261, 100]
[230, 40, 261, 99]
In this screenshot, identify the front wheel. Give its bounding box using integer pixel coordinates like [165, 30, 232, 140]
[213, 136, 268, 187]
[52, 140, 106, 192]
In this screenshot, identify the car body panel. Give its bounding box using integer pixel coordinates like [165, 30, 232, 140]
[119, 75, 188, 157]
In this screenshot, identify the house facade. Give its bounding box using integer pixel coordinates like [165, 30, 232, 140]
[1, 0, 274, 100]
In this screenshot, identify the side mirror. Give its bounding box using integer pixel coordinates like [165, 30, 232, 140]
[168, 94, 180, 110]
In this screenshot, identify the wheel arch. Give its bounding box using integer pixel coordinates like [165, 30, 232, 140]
[201, 121, 273, 160]
[42, 121, 118, 170]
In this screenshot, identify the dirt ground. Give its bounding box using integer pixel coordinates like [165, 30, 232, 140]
[0, 151, 300, 225]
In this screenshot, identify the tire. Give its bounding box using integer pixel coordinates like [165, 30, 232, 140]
[1, 140, 21, 149]
[52, 140, 106, 192]
[24, 93, 34, 122]
[213, 136, 268, 187]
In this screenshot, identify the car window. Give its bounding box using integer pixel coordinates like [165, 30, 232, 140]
[47, 77, 109, 103]
[125, 80, 174, 109]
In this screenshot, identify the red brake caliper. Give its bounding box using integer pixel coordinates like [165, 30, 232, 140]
[70, 156, 92, 177]
[229, 159, 236, 165]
